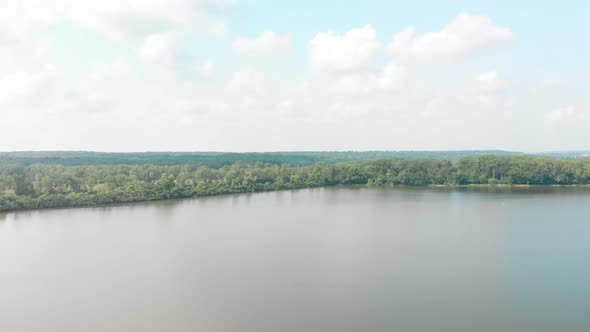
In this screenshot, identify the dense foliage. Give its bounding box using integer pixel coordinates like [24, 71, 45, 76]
[2, 155, 590, 212]
[0, 150, 523, 166]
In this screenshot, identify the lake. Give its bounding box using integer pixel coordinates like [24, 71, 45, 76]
[1, 187, 590, 332]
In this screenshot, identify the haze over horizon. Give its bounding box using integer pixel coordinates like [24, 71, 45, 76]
[2, 0, 588, 152]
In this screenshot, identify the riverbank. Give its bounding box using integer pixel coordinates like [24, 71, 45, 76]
[3, 154, 590, 212]
[4, 182, 590, 213]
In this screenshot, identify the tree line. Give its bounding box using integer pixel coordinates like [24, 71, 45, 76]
[0, 150, 523, 166]
[2, 155, 590, 211]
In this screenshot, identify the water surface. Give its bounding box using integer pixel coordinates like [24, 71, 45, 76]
[1, 187, 590, 332]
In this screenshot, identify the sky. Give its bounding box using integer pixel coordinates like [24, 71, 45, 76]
[1, 0, 588, 152]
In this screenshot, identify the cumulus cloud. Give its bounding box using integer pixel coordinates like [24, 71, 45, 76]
[3, 5, 586, 152]
[232, 30, 291, 55]
[422, 71, 510, 117]
[59, 59, 135, 114]
[328, 63, 406, 95]
[0, 2, 59, 43]
[422, 96, 457, 118]
[275, 100, 296, 115]
[226, 70, 267, 95]
[388, 13, 513, 64]
[544, 106, 576, 122]
[371, 63, 407, 92]
[89, 59, 131, 82]
[0, 0, 208, 42]
[309, 25, 380, 74]
[462, 71, 507, 106]
[195, 60, 214, 78]
[138, 32, 177, 66]
[0, 66, 56, 106]
[473, 71, 506, 92]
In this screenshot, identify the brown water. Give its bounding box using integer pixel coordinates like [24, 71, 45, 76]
[1, 187, 590, 332]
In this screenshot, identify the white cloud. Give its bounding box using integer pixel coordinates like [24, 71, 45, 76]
[474, 71, 505, 92]
[388, 13, 513, 64]
[275, 100, 295, 113]
[309, 25, 380, 74]
[0, 59, 135, 116]
[195, 60, 214, 78]
[544, 106, 576, 122]
[0, 0, 213, 42]
[65, 0, 200, 41]
[232, 30, 291, 55]
[226, 70, 267, 95]
[90, 59, 131, 82]
[0, 66, 56, 106]
[2, 6, 588, 152]
[422, 96, 456, 118]
[34, 39, 52, 59]
[0, 2, 59, 43]
[59, 59, 134, 114]
[462, 71, 507, 106]
[422, 71, 509, 117]
[328, 63, 406, 95]
[212, 0, 236, 10]
[373, 63, 407, 91]
[138, 32, 177, 66]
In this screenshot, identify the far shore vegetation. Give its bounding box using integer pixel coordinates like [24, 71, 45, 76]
[2, 152, 590, 212]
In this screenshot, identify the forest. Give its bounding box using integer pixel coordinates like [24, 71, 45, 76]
[0, 150, 523, 166]
[2, 155, 590, 212]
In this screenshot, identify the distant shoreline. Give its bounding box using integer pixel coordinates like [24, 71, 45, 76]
[426, 184, 590, 188]
[3, 154, 590, 212]
[3, 183, 590, 214]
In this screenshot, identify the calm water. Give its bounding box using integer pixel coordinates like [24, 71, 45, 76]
[1, 187, 590, 332]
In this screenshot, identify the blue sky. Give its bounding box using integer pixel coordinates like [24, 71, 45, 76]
[0, 0, 588, 151]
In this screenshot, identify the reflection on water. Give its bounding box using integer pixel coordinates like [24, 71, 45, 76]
[1, 187, 590, 332]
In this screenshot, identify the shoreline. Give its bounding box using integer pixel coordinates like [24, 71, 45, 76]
[426, 184, 590, 188]
[3, 183, 590, 214]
